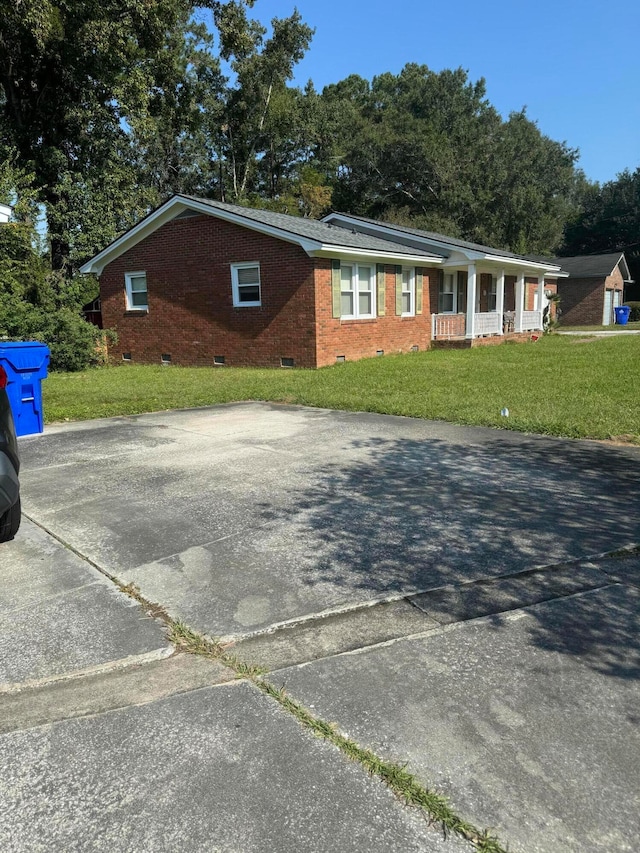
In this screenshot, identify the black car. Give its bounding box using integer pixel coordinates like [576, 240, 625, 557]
[0, 364, 20, 541]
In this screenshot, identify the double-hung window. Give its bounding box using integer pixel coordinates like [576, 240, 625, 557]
[438, 273, 455, 313]
[402, 268, 415, 316]
[340, 264, 375, 319]
[488, 276, 497, 312]
[124, 272, 148, 310]
[231, 262, 261, 307]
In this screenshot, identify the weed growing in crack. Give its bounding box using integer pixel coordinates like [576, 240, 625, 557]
[257, 681, 507, 853]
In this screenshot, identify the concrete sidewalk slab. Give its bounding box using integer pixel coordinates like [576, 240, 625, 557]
[0, 520, 170, 688]
[0, 681, 472, 853]
[409, 562, 609, 624]
[19, 404, 640, 639]
[597, 553, 640, 587]
[557, 329, 640, 336]
[0, 654, 235, 735]
[269, 585, 640, 853]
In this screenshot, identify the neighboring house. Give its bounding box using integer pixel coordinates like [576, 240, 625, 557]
[550, 253, 632, 326]
[79, 195, 563, 368]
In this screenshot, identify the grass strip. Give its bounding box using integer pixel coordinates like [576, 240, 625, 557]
[167, 619, 506, 852]
[168, 619, 267, 679]
[43, 335, 640, 443]
[118, 548, 640, 851]
[257, 679, 506, 853]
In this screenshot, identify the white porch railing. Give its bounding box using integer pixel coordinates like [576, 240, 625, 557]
[474, 312, 501, 336]
[432, 310, 541, 339]
[431, 313, 466, 338]
[521, 310, 542, 331]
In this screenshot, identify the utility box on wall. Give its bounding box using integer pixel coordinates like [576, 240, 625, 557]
[0, 342, 50, 436]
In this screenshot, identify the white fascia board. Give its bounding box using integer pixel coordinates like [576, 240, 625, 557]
[324, 213, 562, 274]
[489, 256, 562, 273]
[618, 255, 632, 281]
[309, 245, 443, 265]
[172, 198, 321, 254]
[80, 197, 188, 274]
[442, 254, 562, 274]
[325, 213, 454, 258]
[80, 195, 321, 275]
[325, 213, 482, 260]
[441, 251, 484, 265]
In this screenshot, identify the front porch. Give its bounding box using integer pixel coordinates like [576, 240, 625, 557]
[431, 310, 543, 343]
[430, 263, 547, 344]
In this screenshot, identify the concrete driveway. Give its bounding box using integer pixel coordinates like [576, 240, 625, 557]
[19, 402, 640, 640]
[4, 402, 640, 852]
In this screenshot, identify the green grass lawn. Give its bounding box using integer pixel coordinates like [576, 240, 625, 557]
[43, 335, 640, 443]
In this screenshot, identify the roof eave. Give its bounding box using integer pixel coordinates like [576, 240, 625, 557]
[310, 245, 443, 265]
[442, 253, 562, 273]
[324, 213, 561, 273]
[79, 195, 323, 275]
[619, 254, 632, 281]
[79, 196, 190, 275]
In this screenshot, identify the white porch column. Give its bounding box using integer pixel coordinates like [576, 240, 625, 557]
[465, 263, 477, 339]
[537, 274, 545, 329]
[496, 269, 505, 335]
[515, 272, 525, 333]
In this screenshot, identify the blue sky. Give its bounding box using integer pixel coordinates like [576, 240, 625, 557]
[255, 0, 640, 185]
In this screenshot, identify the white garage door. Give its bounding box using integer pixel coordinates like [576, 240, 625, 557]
[603, 289, 613, 325]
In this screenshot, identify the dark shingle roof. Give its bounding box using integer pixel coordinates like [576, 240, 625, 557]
[325, 212, 559, 266]
[550, 253, 626, 278]
[183, 197, 443, 260]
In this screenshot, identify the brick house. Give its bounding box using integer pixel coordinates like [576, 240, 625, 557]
[80, 196, 564, 368]
[323, 213, 563, 346]
[549, 253, 632, 326]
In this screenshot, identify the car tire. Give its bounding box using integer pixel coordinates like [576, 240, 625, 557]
[0, 496, 21, 542]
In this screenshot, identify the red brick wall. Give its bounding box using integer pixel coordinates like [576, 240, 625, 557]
[524, 278, 558, 319]
[314, 263, 438, 367]
[100, 215, 318, 368]
[525, 278, 539, 311]
[557, 267, 624, 326]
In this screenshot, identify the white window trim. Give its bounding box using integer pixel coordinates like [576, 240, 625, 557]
[124, 271, 148, 311]
[231, 261, 262, 307]
[340, 263, 376, 320]
[439, 272, 456, 314]
[401, 267, 416, 317]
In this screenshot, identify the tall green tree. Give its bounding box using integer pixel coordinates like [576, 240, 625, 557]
[0, 0, 192, 269]
[561, 167, 640, 297]
[0, 150, 102, 370]
[1, 0, 305, 271]
[128, 14, 226, 201]
[562, 167, 640, 253]
[480, 110, 579, 253]
[317, 64, 581, 255]
[208, 9, 314, 203]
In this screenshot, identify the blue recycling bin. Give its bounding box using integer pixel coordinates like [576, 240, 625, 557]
[614, 305, 631, 325]
[0, 342, 50, 436]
